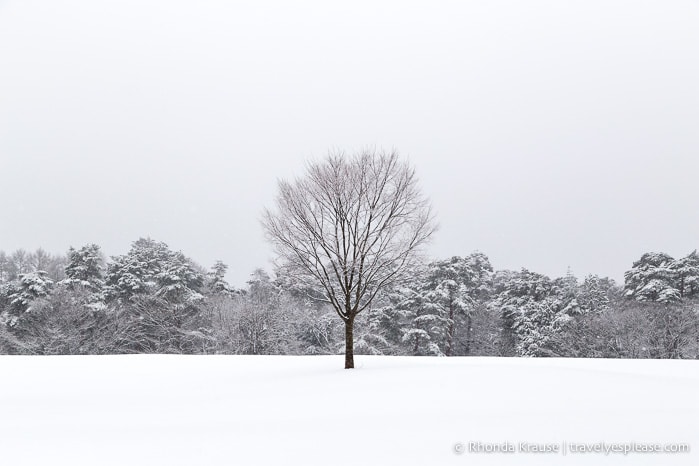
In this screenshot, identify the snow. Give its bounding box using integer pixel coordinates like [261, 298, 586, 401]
[0, 355, 697, 465]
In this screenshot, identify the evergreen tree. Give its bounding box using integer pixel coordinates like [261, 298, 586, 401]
[388, 270, 443, 356]
[63, 244, 105, 291]
[207, 260, 236, 295]
[383, 254, 494, 356]
[552, 267, 582, 316]
[670, 251, 699, 299]
[103, 238, 209, 353]
[491, 269, 573, 356]
[429, 253, 493, 355]
[104, 238, 204, 304]
[577, 275, 617, 313]
[8, 271, 54, 314]
[624, 252, 681, 303]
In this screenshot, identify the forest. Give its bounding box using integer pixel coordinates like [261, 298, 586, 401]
[1, 239, 698, 358]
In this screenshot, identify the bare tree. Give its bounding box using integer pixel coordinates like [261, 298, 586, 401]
[262, 149, 436, 368]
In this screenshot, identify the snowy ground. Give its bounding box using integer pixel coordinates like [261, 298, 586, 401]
[0, 355, 697, 466]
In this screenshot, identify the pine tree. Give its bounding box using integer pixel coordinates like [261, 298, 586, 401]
[381, 254, 495, 356]
[624, 252, 681, 303]
[102, 239, 209, 353]
[8, 271, 54, 314]
[63, 244, 105, 291]
[104, 238, 204, 304]
[207, 261, 236, 295]
[670, 251, 699, 299]
[491, 269, 572, 356]
[353, 305, 394, 356]
[386, 271, 439, 356]
[421, 253, 493, 355]
[578, 275, 617, 313]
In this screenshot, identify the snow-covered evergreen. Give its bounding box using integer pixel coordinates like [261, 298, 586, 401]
[206, 260, 236, 296]
[104, 238, 204, 304]
[491, 269, 577, 356]
[8, 271, 54, 313]
[2, 242, 699, 358]
[63, 244, 104, 290]
[671, 250, 699, 299]
[624, 252, 681, 303]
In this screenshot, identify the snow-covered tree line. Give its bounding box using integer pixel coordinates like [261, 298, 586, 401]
[1, 240, 698, 358]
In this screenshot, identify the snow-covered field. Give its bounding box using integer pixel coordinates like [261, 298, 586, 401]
[0, 355, 697, 465]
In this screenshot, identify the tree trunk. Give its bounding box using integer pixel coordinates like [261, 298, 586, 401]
[465, 314, 472, 355]
[446, 302, 455, 356]
[344, 317, 355, 369]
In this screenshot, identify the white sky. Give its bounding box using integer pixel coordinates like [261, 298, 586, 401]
[1, 0, 698, 286]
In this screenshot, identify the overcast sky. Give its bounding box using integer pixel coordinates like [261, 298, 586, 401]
[1, 0, 698, 286]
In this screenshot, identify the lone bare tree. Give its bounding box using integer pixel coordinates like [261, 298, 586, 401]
[262, 149, 436, 368]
